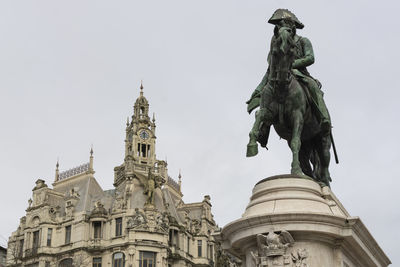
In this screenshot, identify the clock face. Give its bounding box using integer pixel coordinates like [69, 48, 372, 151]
[139, 130, 149, 140]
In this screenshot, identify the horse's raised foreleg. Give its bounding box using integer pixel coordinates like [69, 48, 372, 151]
[290, 110, 304, 175]
[247, 110, 261, 157]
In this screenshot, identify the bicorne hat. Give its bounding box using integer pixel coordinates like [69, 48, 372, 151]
[268, 9, 304, 29]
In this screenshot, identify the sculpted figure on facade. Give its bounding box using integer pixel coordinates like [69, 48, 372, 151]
[126, 208, 147, 229]
[113, 194, 126, 211]
[155, 212, 169, 232]
[144, 168, 163, 205]
[124, 177, 134, 207]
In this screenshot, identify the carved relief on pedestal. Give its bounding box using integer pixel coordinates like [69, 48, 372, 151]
[291, 249, 309, 267]
[251, 231, 309, 267]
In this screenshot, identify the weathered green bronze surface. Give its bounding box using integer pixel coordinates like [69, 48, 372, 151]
[247, 9, 336, 187]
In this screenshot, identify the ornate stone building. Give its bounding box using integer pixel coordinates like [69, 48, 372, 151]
[7, 86, 220, 267]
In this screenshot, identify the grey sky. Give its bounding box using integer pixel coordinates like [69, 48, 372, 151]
[0, 0, 398, 263]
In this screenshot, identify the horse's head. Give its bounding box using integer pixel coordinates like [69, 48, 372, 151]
[270, 26, 296, 84]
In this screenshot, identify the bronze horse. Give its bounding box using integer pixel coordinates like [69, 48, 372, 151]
[256, 26, 332, 186]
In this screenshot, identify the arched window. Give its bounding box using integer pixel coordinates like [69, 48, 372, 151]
[113, 252, 125, 267]
[59, 258, 73, 267]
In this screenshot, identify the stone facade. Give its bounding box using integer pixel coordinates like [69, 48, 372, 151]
[6, 86, 220, 267]
[218, 175, 391, 267]
[0, 246, 6, 267]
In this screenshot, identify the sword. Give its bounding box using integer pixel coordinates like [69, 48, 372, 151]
[330, 130, 339, 164]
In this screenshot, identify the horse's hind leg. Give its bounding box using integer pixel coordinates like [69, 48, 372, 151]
[290, 110, 304, 175]
[316, 134, 332, 187]
[299, 143, 313, 178]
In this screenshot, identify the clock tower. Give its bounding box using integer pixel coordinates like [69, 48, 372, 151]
[114, 83, 167, 188]
[125, 82, 156, 165]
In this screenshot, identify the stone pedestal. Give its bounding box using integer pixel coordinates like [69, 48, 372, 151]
[220, 175, 391, 267]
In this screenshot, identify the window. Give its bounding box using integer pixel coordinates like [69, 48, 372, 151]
[65, 225, 71, 244]
[139, 251, 156, 267]
[93, 221, 102, 239]
[93, 257, 102, 267]
[59, 258, 73, 267]
[115, 218, 122, 237]
[18, 239, 24, 258]
[168, 229, 178, 247]
[141, 144, 147, 157]
[197, 240, 202, 257]
[112, 252, 125, 267]
[186, 236, 190, 253]
[45, 261, 50, 267]
[32, 230, 40, 253]
[47, 228, 53, 246]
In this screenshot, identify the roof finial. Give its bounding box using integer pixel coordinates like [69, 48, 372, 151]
[126, 116, 130, 126]
[140, 80, 144, 96]
[152, 112, 156, 123]
[89, 146, 95, 174]
[178, 169, 182, 191]
[55, 158, 60, 182]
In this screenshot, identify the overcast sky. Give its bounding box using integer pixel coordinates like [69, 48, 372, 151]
[0, 0, 398, 264]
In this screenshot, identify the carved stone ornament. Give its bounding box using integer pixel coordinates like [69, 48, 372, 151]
[155, 212, 169, 232]
[257, 231, 294, 257]
[251, 231, 310, 267]
[112, 195, 126, 211]
[291, 249, 309, 267]
[126, 208, 147, 229]
[190, 219, 201, 235]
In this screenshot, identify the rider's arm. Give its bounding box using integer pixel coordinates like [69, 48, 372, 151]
[292, 37, 315, 69]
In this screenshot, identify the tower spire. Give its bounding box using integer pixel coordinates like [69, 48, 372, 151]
[140, 80, 144, 96]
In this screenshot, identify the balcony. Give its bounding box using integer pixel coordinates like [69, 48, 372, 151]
[88, 239, 104, 251]
[24, 246, 38, 258]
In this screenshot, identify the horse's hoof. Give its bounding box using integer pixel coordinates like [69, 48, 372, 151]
[246, 144, 258, 157]
[290, 168, 302, 176]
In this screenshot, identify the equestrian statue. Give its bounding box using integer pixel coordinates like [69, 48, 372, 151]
[246, 9, 338, 187]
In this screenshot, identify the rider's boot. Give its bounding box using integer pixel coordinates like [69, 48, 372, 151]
[304, 77, 331, 136]
[316, 93, 331, 136]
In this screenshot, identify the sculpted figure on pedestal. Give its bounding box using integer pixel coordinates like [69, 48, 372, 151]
[257, 231, 294, 257]
[291, 249, 309, 267]
[250, 231, 295, 267]
[246, 9, 338, 186]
